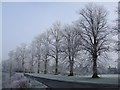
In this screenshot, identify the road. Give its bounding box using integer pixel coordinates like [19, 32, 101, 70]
[24, 73, 119, 89]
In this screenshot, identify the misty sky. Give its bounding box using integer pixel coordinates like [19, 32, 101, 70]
[2, 2, 118, 66]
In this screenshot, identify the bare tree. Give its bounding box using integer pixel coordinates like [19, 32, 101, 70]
[13, 47, 24, 72]
[76, 4, 110, 78]
[116, 2, 120, 52]
[16, 43, 28, 74]
[111, 3, 119, 52]
[62, 24, 82, 76]
[41, 31, 51, 74]
[28, 42, 36, 73]
[8, 50, 14, 82]
[49, 21, 63, 75]
[33, 35, 42, 73]
[118, 2, 120, 74]
[118, 2, 120, 33]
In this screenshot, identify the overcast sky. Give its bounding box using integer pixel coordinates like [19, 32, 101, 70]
[2, 2, 118, 66]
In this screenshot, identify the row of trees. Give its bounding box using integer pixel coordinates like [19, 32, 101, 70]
[5, 3, 117, 78]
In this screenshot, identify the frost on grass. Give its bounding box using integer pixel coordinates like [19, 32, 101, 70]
[2, 72, 47, 88]
[29, 79, 47, 88]
[10, 78, 30, 88]
[2, 72, 31, 88]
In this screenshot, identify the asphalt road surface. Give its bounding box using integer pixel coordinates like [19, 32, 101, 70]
[24, 73, 119, 89]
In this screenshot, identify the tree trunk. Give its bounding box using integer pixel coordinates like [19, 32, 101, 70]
[30, 63, 33, 73]
[68, 62, 74, 76]
[30, 55, 34, 73]
[44, 58, 47, 74]
[55, 57, 58, 75]
[37, 56, 40, 73]
[9, 62, 12, 83]
[54, 48, 59, 75]
[22, 59, 25, 74]
[92, 56, 99, 78]
[37, 62, 40, 73]
[68, 56, 74, 76]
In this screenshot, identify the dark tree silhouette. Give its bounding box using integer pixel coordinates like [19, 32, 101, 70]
[77, 4, 110, 78]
